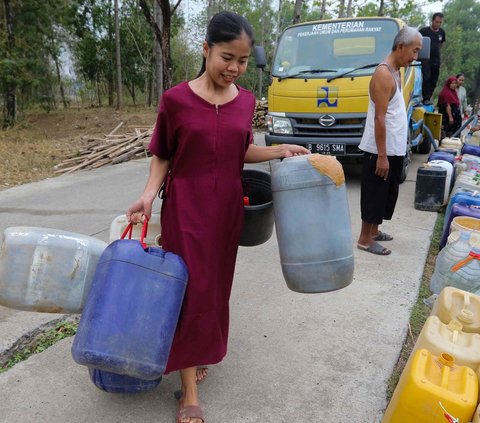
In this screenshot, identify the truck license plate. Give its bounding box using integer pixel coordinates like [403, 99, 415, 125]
[306, 143, 345, 155]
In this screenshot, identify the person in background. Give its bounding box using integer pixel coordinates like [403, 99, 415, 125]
[357, 27, 423, 256]
[127, 11, 309, 423]
[437, 76, 462, 138]
[420, 12, 446, 104]
[456, 73, 468, 118]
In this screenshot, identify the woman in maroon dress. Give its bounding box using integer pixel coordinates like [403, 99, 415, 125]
[127, 12, 309, 423]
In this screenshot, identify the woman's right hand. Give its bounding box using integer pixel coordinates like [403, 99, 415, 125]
[448, 115, 454, 125]
[126, 197, 153, 224]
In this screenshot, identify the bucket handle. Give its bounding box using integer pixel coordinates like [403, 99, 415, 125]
[120, 216, 149, 249]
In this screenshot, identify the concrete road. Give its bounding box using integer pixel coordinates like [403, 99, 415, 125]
[0, 133, 437, 422]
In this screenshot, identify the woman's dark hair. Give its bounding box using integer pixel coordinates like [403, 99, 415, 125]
[456, 73, 464, 79]
[197, 12, 254, 77]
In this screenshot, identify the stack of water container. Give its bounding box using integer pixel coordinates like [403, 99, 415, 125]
[415, 135, 480, 254]
[383, 287, 480, 422]
[0, 216, 187, 394]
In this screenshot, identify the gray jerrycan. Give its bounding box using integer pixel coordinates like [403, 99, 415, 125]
[271, 154, 354, 293]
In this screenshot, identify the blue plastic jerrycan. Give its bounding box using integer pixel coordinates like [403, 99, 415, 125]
[271, 154, 354, 293]
[71, 222, 188, 380]
[88, 368, 161, 393]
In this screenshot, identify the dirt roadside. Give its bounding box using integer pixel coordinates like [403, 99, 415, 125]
[0, 107, 158, 190]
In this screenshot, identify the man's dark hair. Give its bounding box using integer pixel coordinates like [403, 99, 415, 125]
[432, 12, 444, 21]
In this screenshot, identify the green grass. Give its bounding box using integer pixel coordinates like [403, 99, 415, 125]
[0, 321, 77, 373]
[386, 211, 445, 401]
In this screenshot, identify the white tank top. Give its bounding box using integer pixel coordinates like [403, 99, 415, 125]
[359, 63, 408, 156]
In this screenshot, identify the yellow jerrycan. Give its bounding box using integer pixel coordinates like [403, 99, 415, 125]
[412, 316, 480, 370]
[382, 350, 478, 423]
[432, 287, 480, 333]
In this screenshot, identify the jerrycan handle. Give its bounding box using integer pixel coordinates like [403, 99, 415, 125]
[120, 216, 149, 249]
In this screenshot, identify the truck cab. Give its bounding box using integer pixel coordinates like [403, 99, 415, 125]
[265, 17, 439, 179]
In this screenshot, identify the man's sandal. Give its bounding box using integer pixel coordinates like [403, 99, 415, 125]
[372, 231, 394, 242]
[357, 241, 391, 256]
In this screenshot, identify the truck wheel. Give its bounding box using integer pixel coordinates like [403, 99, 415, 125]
[400, 152, 411, 184]
[417, 137, 431, 154]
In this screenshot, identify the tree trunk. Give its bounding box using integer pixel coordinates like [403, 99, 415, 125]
[338, 0, 345, 18]
[3, 0, 16, 126]
[114, 0, 122, 110]
[154, 0, 163, 100]
[346, 0, 353, 17]
[319, 0, 327, 19]
[107, 3, 114, 107]
[139, 0, 181, 94]
[207, 0, 214, 22]
[293, 0, 302, 24]
[54, 56, 68, 109]
[378, 0, 385, 16]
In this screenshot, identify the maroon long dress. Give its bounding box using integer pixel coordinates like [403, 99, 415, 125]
[148, 81, 256, 373]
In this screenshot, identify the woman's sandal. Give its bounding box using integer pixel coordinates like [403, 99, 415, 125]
[176, 404, 205, 423]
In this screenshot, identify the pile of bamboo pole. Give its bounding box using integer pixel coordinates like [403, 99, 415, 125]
[55, 100, 269, 174]
[54, 122, 153, 175]
[253, 99, 268, 128]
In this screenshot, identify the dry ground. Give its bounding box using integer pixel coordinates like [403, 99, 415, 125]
[0, 107, 157, 190]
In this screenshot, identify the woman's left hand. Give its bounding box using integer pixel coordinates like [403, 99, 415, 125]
[282, 144, 311, 158]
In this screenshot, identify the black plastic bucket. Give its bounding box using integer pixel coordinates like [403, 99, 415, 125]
[240, 168, 274, 247]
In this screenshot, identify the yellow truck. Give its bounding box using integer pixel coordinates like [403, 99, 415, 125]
[264, 17, 441, 181]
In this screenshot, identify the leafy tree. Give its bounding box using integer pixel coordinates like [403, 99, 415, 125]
[439, 0, 480, 111]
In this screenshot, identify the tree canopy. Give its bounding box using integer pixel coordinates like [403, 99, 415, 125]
[0, 0, 478, 125]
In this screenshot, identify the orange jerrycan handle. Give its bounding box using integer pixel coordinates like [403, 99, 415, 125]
[450, 250, 480, 272]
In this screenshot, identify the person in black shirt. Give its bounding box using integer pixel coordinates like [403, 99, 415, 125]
[419, 12, 446, 104]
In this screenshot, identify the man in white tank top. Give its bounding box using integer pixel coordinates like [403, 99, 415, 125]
[357, 27, 423, 255]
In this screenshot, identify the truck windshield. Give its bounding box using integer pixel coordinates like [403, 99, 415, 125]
[272, 19, 400, 79]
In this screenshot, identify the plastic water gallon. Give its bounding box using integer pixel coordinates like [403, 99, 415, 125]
[429, 151, 455, 167]
[444, 191, 480, 232]
[110, 214, 162, 246]
[448, 217, 480, 248]
[0, 227, 107, 313]
[430, 232, 472, 294]
[382, 350, 478, 423]
[432, 287, 480, 334]
[462, 144, 480, 157]
[271, 154, 354, 293]
[443, 247, 480, 295]
[442, 137, 463, 150]
[452, 173, 480, 195]
[88, 368, 161, 393]
[428, 160, 454, 203]
[412, 316, 480, 370]
[71, 223, 188, 380]
[440, 204, 480, 248]
[414, 165, 446, 211]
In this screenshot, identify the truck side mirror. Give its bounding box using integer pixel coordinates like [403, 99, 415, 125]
[254, 46, 267, 70]
[419, 36, 431, 61]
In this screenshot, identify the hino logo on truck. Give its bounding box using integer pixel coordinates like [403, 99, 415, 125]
[319, 115, 336, 126]
[317, 86, 338, 108]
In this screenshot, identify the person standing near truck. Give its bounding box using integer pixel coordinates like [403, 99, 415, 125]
[420, 13, 446, 104]
[357, 27, 423, 256]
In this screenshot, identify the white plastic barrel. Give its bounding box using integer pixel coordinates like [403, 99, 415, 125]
[428, 160, 453, 204]
[271, 154, 354, 293]
[0, 227, 107, 313]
